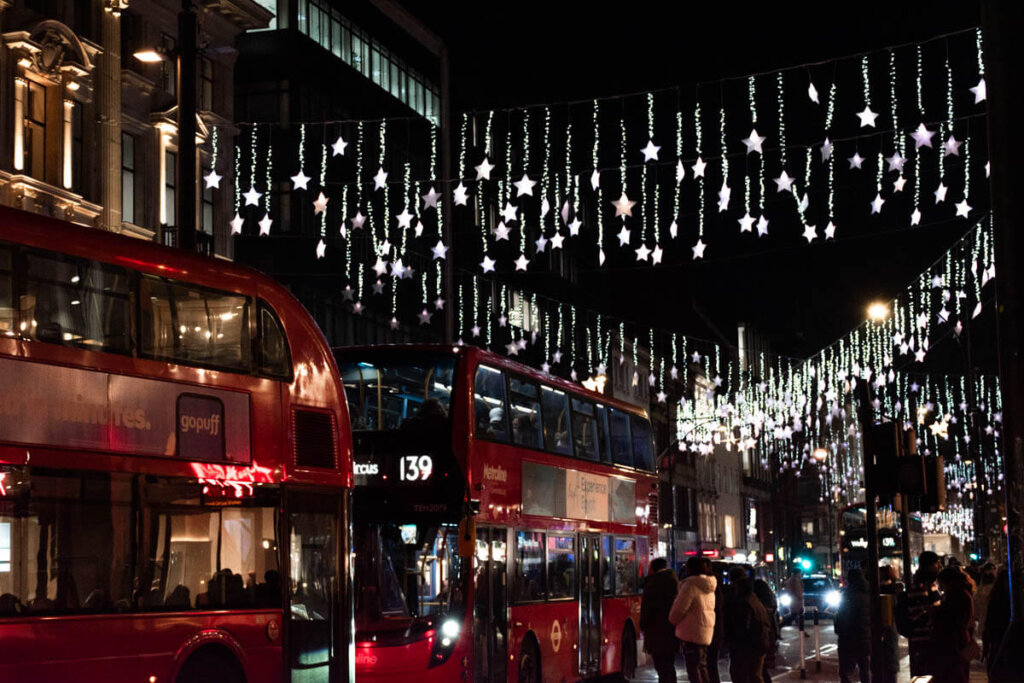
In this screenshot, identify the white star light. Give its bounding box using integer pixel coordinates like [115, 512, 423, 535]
[856, 106, 879, 128]
[389, 317, 400, 330]
[418, 309, 433, 326]
[373, 167, 388, 190]
[808, 81, 820, 103]
[541, 197, 550, 217]
[657, 390, 667, 403]
[568, 218, 582, 236]
[590, 168, 601, 190]
[651, 245, 663, 265]
[552, 350, 563, 363]
[934, 183, 948, 203]
[970, 78, 986, 104]
[676, 159, 686, 183]
[372, 257, 388, 277]
[955, 199, 972, 218]
[315, 239, 326, 259]
[313, 192, 329, 215]
[550, 232, 565, 250]
[395, 208, 414, 229]
[820, 137, 833, 161]
[351, 301, 363, 315]
[475, 158, 495, 180]
[204, 169, 222, 189]
[493, 223, 511, 241]
[513, 174, 537, 197]
[756, 215, 769, 236]
[742, 129, 766, 154]
[453, 182, 469, 206]
[331, 136, 348, 156]
[341, 285, 354, 302]
[871, 193, 885, 214]
[910, 123, 936, 149]
[824, 221, 837, 240]
[669, 220, 678, 238]
[612, 193, 636, 217]
[893, 176, 907, 192]
[802, 225, 818, 243]
[616, 225, 631, 246]
[230, 212, 244, 234]
[258, 213, 273, 235]
[717, 182, 731, 212]
[500, 202, 518, 223]
[848, 153, 864, 170]
[351, 210, 366, 230]
[421, 187, 441, 209]
[470, 325, 481, 338]
[886, 153, 906, 172]
[911, 207, 922, 226]
[372, 280, 384, 295]
[738, 212, 755, 233]
[641, 139, 661, 162]
[692, 157, 707, 177]
[480, 255, 496, 273]
[943, 135, 963, 157]
[291, 169, 311, 190]
[413, 220, 424, 237]
[390, 258, 406, 279]
[243, 186, 262, 206]
[515, 254, 530, 271]
[774, 171, 795, 193]
[692, 238, 707, 259]
[431, 240, 448, 260]
[534, 234, 548, 253]
[634, 244, 651, 262]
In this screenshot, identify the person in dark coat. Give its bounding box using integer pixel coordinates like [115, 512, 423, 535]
[724, 566, 770, 683]
[984, 567, 1010, 676]
[752, 578, 778, 683]
[931, 566, 975, 683]
[835, 568, 872, 683]
[641, 558, 680, 683]
[896, 550, 942, 676]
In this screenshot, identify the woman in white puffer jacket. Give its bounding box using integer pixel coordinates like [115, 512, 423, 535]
[669, 557, 718, 683]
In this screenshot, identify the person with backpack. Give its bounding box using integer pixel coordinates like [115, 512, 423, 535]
[835, 568, 872, 683]
[896, 551, 942, 676]
[723, 566, 771, 683]
[931, 566, 976, 683]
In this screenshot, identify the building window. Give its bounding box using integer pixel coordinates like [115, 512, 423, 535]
[122, 133, 136, 224]
[25, 80, 47, 181]
[201, 164, 214, 234]
[723, 514, 736, 548]
[802, 519, 815, 537]
[164, 149, 177, 234]
[161, 34, 176, 96]
[199, 57, 213, 111]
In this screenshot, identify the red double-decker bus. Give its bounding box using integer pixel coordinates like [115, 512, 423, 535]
[335, 344, 658, 683]
[0, 207, 353, 682]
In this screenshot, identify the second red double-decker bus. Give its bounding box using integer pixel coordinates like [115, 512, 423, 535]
[0, 207, 353, 682]
[335, 344, 658, 683]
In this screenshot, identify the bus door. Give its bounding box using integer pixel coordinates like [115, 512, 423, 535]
[285, 490, 351, 683]
[578, 533, 603, 677]
[473, 526, 508, 683]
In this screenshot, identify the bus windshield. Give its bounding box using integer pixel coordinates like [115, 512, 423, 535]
[354, 523, 465, 636]
[337, 353, 456, 432]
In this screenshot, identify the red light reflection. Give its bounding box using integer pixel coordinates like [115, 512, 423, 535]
[191, 461, 275, 497]
[0, 472, 6, 496]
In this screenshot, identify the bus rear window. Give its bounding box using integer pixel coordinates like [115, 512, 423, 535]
[540, 386, 572, 456]
[140, 275, 250, 372]
[608, 409, 632, 467]
[630, 416, 655, 471]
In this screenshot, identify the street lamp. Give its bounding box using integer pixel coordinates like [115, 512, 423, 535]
[132, 49, 165, 64]
[867, 302, 890, 323]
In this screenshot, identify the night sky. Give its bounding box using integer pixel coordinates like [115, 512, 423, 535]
[407, 1, 986, 361]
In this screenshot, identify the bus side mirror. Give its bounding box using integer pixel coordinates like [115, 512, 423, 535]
[458, 516, 476, 558]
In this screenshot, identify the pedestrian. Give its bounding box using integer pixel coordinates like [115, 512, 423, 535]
[707, 566, 727, 683]
[752, 577, 779, 683]
[641, 558, 680, 683]
[973, 562, 996, 650]
[669, 556, 717, 683]
[784, 568, 808, 635]
[835, 568, 872, 683]
[895, 550, 942, 677]
[724, 566, 771, 683]
[984, 567, 1016, 681]
[930, 566, 976, 683]
[877, 564, 901, 683]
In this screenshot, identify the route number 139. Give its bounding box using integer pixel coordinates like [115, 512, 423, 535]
[399, 455, 433, 482]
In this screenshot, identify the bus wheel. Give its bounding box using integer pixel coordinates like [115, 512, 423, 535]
[176, 646, 246, 683]
[620, 624, 637, 681]
[517, 637, 541, 683]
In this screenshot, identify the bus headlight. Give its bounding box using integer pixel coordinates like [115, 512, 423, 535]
[779, 593, 792, 608]
[826, 590, 842, 608]
[430, 617, 462, 668]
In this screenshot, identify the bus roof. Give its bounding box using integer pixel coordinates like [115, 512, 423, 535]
[334, 343, 651, 420]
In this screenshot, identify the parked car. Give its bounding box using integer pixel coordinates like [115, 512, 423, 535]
[778, 574, 842, 623]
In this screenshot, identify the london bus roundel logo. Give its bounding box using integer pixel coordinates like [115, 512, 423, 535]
[550, 619, 562, 653]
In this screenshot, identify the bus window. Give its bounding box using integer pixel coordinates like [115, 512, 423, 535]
[609, 409, 633, 467]
[509, 376, 543, 449]
[140, 275, 251, 372]
[540, 386, 572, 456]
[595, 404, 612, 464]
[571, 399, 600, 461]
[547, 535, 576, 599]
[601, 536, 613, 594]
[23, 250, 131, 354]
[258, 302, 291, 379]
[630, 416, 655, 471]
[614, 538, 638, 595]
[474, 366, 508, 442]
[513, 531, 545, 602]
[0, 247, 12, 334]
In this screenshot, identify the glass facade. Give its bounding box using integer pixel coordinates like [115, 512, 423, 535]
[295, 0, 440, 125]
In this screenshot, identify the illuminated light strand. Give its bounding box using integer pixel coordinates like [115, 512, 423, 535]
[944, 56, 953, 179]
[719, 103, 728, 195]
[486, 289, 493, 348]
[319, 138, 328, 237]
[473, 275, 480, 335]
[543, 106, 552, 240]
[263, 124, 272, 215]
[459, 113, 468, 179]
[592, 100, 603, 251]
[674, 108, 682, 219]
[402, 162, 411, 255]
[249, 124, 257, 196]
[343, 185, 352, 282]
[357, 262, 364, 301]
[522, 108, 531, 256]
[644, 93, 653, 245]
[777, 73, 787, 166]
[233, 130, 241, 214]
[379, 121, 388, 257]
[458, 281, 464, 338]
[695, 98, 704, 237]
[299, 123, 306, 175]
[976, 28, 984, 75]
